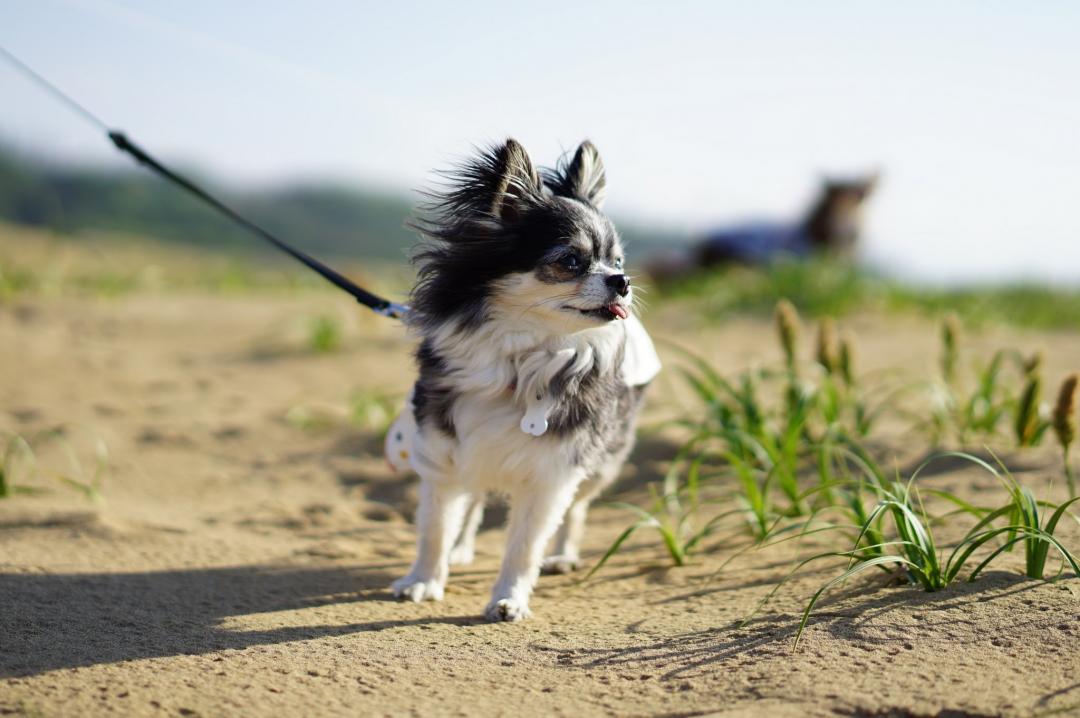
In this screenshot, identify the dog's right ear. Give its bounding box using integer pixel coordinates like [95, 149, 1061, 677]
[490, 139, 543, 221]
[545, 141, 607, 209]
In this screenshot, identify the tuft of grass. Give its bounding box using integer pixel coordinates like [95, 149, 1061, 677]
[0, 433, 39, 498]
[672, 347, 812, 522]
[600, 327, 889, 573]
[776, 451, 1080, 650]
[44, 427, 109, 502]
[929, 313, 1045, 446]
[0, 428, 109, 501]
[586, 456, 738, 575]
[308, 314, 343, 353]
[945, 452, 1080, 582]
[956, 349, 1015, 442]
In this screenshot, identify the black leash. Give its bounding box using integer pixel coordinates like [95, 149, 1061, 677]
[0, 45, 409, 319]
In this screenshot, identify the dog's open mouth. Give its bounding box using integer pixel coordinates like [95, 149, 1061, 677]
[567, 303, 629, 321]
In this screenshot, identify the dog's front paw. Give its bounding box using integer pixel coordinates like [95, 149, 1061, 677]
[540, 554, 579, 575]
[448, 544, 475, 567]
[485, 597, 531, 622]
[391, 576, 444, 602]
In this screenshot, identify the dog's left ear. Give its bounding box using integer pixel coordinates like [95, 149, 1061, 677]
[547, 141, 607, 209]
[491, 138, 544, 221]
[860, 170, 881, 196]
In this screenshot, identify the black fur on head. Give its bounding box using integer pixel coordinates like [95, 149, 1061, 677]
[409, 138, 619, 331]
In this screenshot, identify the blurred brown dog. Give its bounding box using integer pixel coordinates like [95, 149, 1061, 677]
[648, 173, 878, 280]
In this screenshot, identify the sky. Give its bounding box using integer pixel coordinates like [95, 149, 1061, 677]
[3, 0, 1079, 284]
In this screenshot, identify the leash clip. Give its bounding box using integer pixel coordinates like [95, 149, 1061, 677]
[376, 302, 411, 320]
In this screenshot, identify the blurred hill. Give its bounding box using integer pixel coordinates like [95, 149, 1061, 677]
[0, 145, 684, 262]
[0, 145, 417, 261]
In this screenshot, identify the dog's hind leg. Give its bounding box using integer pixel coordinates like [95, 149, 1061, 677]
[541, 461, 620, 575]
[448, 494, 484, 566]
[392, 478, 470, 602]
[485, 477, 581, 622]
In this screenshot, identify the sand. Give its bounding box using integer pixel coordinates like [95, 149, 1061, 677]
[2, 292, 1079, 717]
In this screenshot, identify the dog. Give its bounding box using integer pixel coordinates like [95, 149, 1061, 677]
[646, 173, 878, 279]
[385, 139, 660, 621]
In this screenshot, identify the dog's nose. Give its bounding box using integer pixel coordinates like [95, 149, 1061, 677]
[606, 273, 631, 297]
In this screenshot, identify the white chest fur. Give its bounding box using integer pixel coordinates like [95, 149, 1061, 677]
[388, 315, 660, 488]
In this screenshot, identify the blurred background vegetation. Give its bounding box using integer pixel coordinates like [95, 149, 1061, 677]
[0, 143, 683, 262]
[3, 140, 1077, 330]
[0, 143, 417, 261]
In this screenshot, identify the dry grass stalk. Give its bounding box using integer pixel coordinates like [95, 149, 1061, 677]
[775, 299, 800, 372]
[816, 317, 839, 376]
[1015, 373, 1042, 447]
[1053, 373, 1078, 496]
[838, 334, 856, 388]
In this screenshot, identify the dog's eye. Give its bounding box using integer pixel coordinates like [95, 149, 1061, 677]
[559, 253, 581, 270]
[613, 257, 624, 270]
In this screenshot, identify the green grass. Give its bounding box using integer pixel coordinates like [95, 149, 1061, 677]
[6, 221, 1080, 332]
[590, 325, 883, 575]
[585, 302, 1079, 655]
[285, 388, 399, 434]
[586, 455, 736, 574]
[0, 223, 412, 302]
[6, 222, 1080, 654]
[308, 314, 343, 353]
[928, 317, 1060, 449]
[0, 427, 108, 501]
[659, 258, 1080, 329]
[0, 433, 38, 498]
[785, 451, 1080, 649]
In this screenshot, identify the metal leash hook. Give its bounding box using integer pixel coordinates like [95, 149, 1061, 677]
[375, 302, 412, 320]
[1, 45, 409, 321]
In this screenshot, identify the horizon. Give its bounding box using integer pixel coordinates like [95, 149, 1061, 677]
[3, 1, 1080, 285]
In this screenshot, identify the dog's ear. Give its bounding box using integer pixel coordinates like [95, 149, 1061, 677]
[859, 170, 881, 197]
[412, 139, 543, 237]
[547, 141, 607, 209]
[490, 138, 543, 221]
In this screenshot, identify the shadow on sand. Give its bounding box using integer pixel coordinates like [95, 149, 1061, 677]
[541, 571, 1057, 682]
[0, 562, 481, 679]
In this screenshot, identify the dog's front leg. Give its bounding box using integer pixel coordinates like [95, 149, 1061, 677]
[485, 477, 581, 621]
[392, 478, 469, 602]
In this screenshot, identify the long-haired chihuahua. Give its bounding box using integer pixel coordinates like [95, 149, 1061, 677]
[386, 138, 659, 621]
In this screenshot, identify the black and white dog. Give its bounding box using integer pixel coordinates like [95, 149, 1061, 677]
[385, 139, 659, 621]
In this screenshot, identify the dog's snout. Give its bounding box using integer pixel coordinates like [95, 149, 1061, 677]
[605, 273, 631, 297]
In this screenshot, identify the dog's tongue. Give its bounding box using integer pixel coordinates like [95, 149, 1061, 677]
[608, 303, 628, 320]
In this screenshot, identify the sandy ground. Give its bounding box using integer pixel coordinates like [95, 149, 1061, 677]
[2, 292, 1079, 717]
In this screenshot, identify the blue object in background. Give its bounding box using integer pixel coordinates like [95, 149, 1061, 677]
[698, 222, 811, 264]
